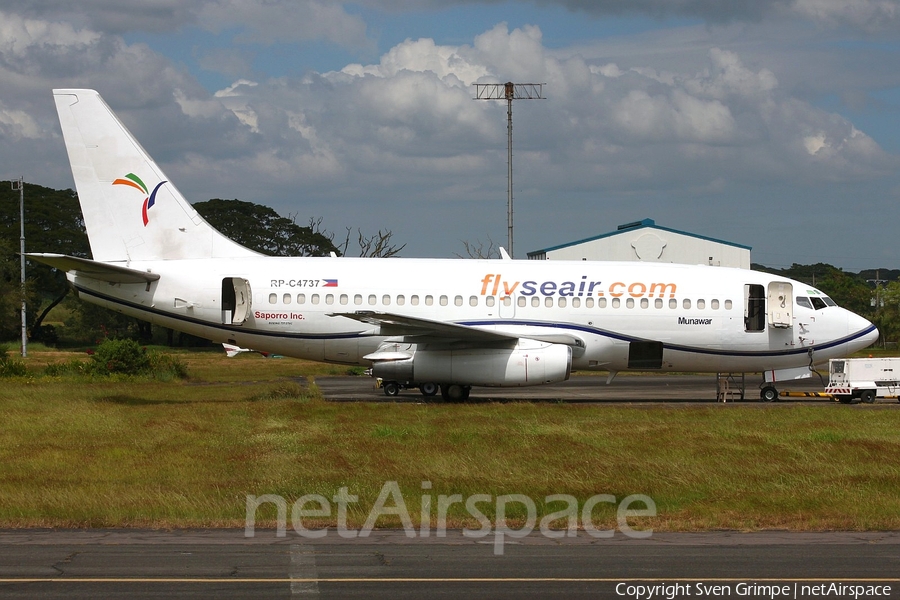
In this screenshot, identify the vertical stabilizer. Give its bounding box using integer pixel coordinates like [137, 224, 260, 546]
[52, 89, 259, 262]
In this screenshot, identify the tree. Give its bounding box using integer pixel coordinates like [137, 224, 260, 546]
[456, 237, 501, 259]
[193, 199, 338, 256]
[0, 182, 89, 341]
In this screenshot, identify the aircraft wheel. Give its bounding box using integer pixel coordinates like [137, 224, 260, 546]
[859, 390, 876, 404]
[419, 382, 438, 396]
[760, 386, 778, 402]
[383, 381, 400, 397]
[440, 384, 470, 403]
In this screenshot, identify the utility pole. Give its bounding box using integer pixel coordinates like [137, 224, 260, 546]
[868, 270, 888, 348]
[474, 82, 545, 258]
[10, 178, 26, 357]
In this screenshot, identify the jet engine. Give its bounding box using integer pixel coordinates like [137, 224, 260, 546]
[369, 340, 572, 387]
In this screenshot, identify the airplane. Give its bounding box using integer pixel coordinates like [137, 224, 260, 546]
[29, 89, 878, 402]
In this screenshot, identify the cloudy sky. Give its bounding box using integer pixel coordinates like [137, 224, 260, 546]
[1, 0, 898, 269]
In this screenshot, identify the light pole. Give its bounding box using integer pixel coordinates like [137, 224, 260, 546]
[474, 82, 545, 258]
[11, 178, 26, 357]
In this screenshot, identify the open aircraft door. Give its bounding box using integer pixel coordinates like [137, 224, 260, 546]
[222, 278, 252, 325]
[767, 281, 793, 328]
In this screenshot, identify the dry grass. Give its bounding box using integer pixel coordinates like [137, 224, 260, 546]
[0, 350, 899, 531]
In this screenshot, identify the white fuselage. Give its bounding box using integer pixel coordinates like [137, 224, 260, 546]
[69, 256, 877, 375]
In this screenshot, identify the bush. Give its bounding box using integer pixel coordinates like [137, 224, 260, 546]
[90, 338, 151, 375]
[147, 352, 189, 381]
[0, 347, 26, 377]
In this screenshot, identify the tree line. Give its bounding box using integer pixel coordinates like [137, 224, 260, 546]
[0, 180, 896, 348]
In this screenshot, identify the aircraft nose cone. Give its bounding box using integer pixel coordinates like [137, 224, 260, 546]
[849, 312, 878, 348]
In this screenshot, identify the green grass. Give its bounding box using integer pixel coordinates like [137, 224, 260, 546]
[0, 350, 899, 531]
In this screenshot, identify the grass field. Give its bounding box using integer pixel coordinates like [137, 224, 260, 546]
[1, 349, 899, 532]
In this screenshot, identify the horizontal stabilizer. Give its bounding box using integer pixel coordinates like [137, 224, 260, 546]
[26, 253, 160, 284]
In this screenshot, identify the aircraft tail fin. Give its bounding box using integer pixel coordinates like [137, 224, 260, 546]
[52, 89, 260, 263]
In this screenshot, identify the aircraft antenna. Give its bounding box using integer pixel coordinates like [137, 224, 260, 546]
[474, 82, 545, 259]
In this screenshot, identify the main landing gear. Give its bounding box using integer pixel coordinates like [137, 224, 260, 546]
[380, 380, 440, 398]
[379, 380, 470, 401]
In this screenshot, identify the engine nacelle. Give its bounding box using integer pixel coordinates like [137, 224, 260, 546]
[371, 340, 572, 387]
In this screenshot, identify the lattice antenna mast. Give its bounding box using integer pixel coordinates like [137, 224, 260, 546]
[474, 82, 545, 258]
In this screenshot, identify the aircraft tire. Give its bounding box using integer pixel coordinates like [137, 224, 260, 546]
[383, 381, 401, 397]
[859, 390, 876, 404]
[440, 384, 470, 403]
[760, 386, 778, 402]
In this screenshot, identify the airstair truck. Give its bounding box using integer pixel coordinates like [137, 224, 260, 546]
[825, 357, 900, 404]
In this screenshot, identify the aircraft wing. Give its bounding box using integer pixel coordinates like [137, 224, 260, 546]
[329, 310, 584, 348]
[26, 253, 160, 284]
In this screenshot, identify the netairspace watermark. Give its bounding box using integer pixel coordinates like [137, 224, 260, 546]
[615, 582, 893, 600]
[245, 480, 656, 555]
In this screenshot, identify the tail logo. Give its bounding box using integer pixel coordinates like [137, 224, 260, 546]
[112, 173, 167, 226]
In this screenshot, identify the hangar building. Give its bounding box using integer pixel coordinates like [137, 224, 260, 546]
[526, 218, 751, 269]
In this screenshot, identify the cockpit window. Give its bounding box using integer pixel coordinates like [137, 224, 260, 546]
[810, 297, 827, 310]
[796, 297, 812, 309]
[823, 296, 837, 306]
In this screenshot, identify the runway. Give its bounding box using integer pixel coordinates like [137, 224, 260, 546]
[1, 530, 898, 599]
[316, 373, 900, 405]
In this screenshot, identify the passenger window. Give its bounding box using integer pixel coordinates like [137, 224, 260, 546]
[725, 300, 733, 310]
[325, 294, 334, 305]
[655, 298, 663, 309]
[796, 297, 812, 309]
[298, 294, 306, 304]
[532, 297, 540, 307]
[411, 295, 419, 306]
[711, 299, 719, 309]
[354, 294, 362, 305]
[425, 295, 434, 306]
[268, 293, 277, 304]
[558, 297, 567, 308]
[697, 299, 705, 309]
[311, 294, 320, 305]
[517, 297, 526, 307]
[469, 296, 478, 307]
[683, 299, 691, 309]
[339, 294, 348, 305]
[454, 296, 463, 307]
[545, 297, 554, 308]
[397, 295, 405, 306]
[486, 296, 496, 307]
[283, 293, 292, 304]
[641, 298, 649, 309]
[382, 295, 391, 306]
[669, 299, 677, 309]
[572, 298, 581, 308]
[440, 296, 448, 306]
[612, 298, 621, 308]
[368, 294, 377, 306]
[626, 298, 635, 309]
[502, 296, 512, 307]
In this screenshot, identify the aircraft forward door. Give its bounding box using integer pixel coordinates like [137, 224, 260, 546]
[222, 278, 252, 325]
[767, 282, 793, 328]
